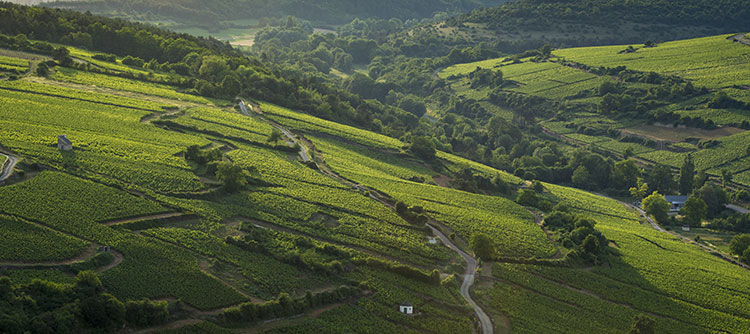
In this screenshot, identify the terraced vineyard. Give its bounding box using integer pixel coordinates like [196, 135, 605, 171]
[554, 34, 750, 88]
[2, 17, 750, 334]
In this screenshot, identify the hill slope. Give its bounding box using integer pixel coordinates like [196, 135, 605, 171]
[46, 0, 507, 26]
[433, 0, 750, 52]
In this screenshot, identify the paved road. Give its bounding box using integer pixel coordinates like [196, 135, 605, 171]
[0, 153, 18, 182]
[429, 225, 493, 334]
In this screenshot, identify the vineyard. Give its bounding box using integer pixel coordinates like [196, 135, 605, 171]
[553, 34, 750, 88]
[1, 27, 750, 333]
[0, 215, 89, 262]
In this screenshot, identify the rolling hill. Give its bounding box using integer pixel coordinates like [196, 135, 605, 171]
[43, 0, 507, 26]
[1, 2, 750, 334]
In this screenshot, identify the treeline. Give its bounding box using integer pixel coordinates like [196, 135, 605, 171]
[0, 272, 168, 333]
[50, 0, 502, 26]
[220, 285, 361, 323]
[447, 0, 750, 51]
[226, 224, 349, 276]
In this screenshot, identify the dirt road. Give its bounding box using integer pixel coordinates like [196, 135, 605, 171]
[429, 225, 493, 334]
[0, 153, 18, 182]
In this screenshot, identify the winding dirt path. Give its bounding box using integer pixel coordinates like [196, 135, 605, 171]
[429, 224, 493, 334]
[101, 212, 187, 226]
[237, 99, 495, 333]
[239, 100, 310, 162]
[0, 152, 18, 182]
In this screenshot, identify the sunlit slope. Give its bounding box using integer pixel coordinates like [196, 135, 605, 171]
[554, 34, 750, 89]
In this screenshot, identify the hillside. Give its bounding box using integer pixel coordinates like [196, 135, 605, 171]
[1, 23, 750, 332]
[45, 0, 506, 27]
[427, 0, 750, 53]
[2, 3, 750, 334]
[438, 34, 750, 188]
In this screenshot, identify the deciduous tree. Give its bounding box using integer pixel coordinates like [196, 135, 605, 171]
[642, 191, 670, 224]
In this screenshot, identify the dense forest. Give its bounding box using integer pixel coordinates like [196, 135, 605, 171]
[47, 0, 506, 26]
[441, 0, 750, 51]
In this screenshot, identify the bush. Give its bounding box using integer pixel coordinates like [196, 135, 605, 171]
[125, 300, 169, 328]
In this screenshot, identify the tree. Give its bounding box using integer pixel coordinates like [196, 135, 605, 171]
[469, 233, 495, 260]
[220, 75, 241, 98]
[642, 191, 670, 224]
[36, 62, 49, 76]
[681, 196, 707, 227]
[409, 136, 436, 161]
[198, 56, 229, 81]
[721, 169, 733, 188]
[629, 314, 655, 334]
[695, 183, 729, 217]
[572, 165, 593, 189]
[267, 129, 284, 146]
[647, 164, 676, 194]
[515, 189, 538, 207]
[629, 177, 649, 201]
[679, 154, 695, 195]
[125, 300, 169, 328]
[613, 159, 641, 189]
[52, 47, 71, 66]
[582, 234, 600, 254]
[74, 271, 103, 297]
[693, 170, 708, 191]
[215, 162, 249, 192]
[729, 234, 750, 257]
[79, 293, 125, 331]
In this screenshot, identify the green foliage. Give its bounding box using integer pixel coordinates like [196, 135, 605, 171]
[679, 154, 695, 195]
[680, 197, 707, 227]
[629, 314, 656, 334]
[647, 164, 676, 195]
[409, 136, 436, 161]
[515, 189, 539, 207]
[125, 299, 169, 328]
[469, 232, 496, 260]
[694, 183, 729, 217]
[215, 162, 250, 192]
[729, 234, 750, 258]
[642, 191, 670, 224]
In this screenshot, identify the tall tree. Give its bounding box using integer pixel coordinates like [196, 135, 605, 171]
[681, 196, 707, 227]
[642, 191, 670, 224]
[613, 159, 641, 189]
[679, 154, 695, 195]
[215, 162, 249, 192]
[695, 183, 729, 217]
[647, 164, 676, 194]
[629, 177, 649, 202]
[469, 233, 496, 260]
[693, 170, 709, 191]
